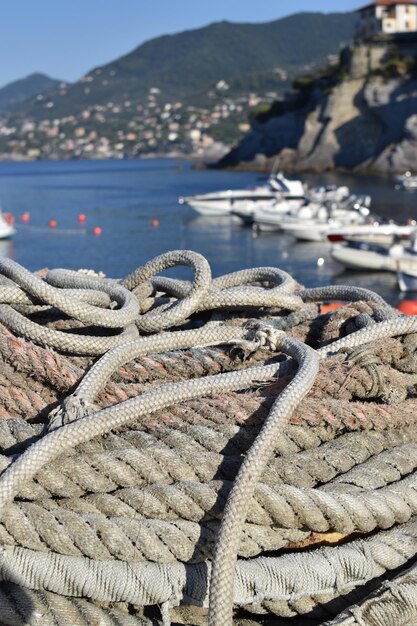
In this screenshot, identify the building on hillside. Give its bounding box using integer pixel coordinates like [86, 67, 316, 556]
[356, 0, 417, 41]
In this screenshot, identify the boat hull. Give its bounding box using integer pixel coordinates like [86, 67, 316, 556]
[327, 224, 414, 245]
[398, 271, 417, 292]
[182, 201, 232, 216]
[254, 219, 284, 232]
[280, 222, 327, 242]
[0, 224, 15, 239]
[231, 210, 255, 225]
[179, 191, 280, 216]
[331, 244, 401, 271]
[252, 204, 298, 231]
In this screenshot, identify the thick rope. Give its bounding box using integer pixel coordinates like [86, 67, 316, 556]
[2, 457, 417, 563]
[0, 581, 156, 626]
[1, 518, 417, 611]
[323, 563, 417, 625]
[0, 425, 413, 502]
[1, 251, 417, 625]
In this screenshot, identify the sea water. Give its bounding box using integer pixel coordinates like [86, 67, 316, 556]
[0, 158, 414, 305]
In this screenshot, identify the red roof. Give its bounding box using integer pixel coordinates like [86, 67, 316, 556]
[358, 0, 417, 10]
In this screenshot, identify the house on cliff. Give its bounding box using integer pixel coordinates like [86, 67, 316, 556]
[356, 0, 417, 41]
[217, 1, 417, 174]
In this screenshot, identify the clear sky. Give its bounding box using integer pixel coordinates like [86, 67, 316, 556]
[0, 0, 358, 88]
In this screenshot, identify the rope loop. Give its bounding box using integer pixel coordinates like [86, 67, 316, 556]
[0, 258, 139, 329]
[122, 250, 212, 333]
[1, 250, 417, 625]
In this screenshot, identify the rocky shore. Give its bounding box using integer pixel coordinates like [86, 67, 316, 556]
[217, 44, 417, 175]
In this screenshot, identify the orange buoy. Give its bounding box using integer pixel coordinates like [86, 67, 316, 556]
[4, 213, 14, 225]
[21, 212, 30, 223]
[397, 300, 417, 315]
[321, 301, 344, 314]
[78, 213, 86, 224]
[150, 219, 160, 227]
[93, 226, 102, 236]
[48, 219, 57, 229]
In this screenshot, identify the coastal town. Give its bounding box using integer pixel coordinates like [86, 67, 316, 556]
[0, 73, 294, 161]
[0, 18, 342, 163]
[0, 2, 417, 166]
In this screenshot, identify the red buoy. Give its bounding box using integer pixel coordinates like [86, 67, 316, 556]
[150, 219, 160, 227]
[397, 300, 417, 315]
[4, 213, 14, 225]
[21, 212, 30, 223]
[48, 219, 57, 229]
[93, 226, 102, 236]
[321, 301, 344, 314]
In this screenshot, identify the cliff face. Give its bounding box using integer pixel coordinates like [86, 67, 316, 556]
[218, 45, 417, 174]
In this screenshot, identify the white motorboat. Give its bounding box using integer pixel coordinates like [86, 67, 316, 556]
[252, 202, 302, 232]
[261, 195, 372, 240]
[0, 210, 15, 239]
[398, 268, 417, 292]
[280, 216, 358, 242]
[396, 171, 417, 190]
[308, 184, 350, 204]
[178, 172, 305, 217]
[396, 241, 417, 289]
[327, 222, 415, 245]
[267, 173, 305, 198]
[254, 202, 319, 234]
[232, 197, 304, 226]
[331, 239, 407, 271]
[234, 183, 352, 228]
[179, 187, 278, 217]
[332, 223, 417, 272]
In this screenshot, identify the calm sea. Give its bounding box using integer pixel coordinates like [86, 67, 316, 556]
[0, 158, 415, 304]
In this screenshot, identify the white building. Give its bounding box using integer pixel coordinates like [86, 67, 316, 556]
[356, 0, 417, 40]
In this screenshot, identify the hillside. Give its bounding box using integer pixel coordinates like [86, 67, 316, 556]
[0, 73, 62, 113]
[217, 44, 417, 175]
[14, 12, 356, 119]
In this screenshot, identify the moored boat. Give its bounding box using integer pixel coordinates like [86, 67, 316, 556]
[178, 172, 305, 216]
[327, 222, 415, 245]
[236, 184, 353, 229]
[265, 195, 372, 241]
[233, 198, 303, 227]
[331, 239, 405, 271]
[398, 267, 417, 292]
[396, 242, 417, 289]
[0, 209, 15, 239]
[396, 171, 417, 190]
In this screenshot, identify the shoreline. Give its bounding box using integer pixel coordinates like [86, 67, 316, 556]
[0, 152, 409, 178]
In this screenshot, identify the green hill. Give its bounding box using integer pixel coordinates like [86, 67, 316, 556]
[15, 12, 356, 119]
[0, 73, 62, 113]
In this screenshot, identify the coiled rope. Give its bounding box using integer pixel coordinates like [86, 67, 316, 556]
[0, 250, 416, 625]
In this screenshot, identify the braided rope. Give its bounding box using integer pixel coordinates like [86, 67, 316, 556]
[0, 259, 138, 328]
[323, 563, 417, 625]
[1, 251, 417, 625]
[1, 518, 416, 611]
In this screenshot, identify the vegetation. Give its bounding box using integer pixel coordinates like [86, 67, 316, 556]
[249, 90, 310, 124]
[369, 45, 417, 80]
[0, 73, 61, 112]
[0, 12, 358, 157]
[10, 12, 356, 120]
[249, 49, 351, 125]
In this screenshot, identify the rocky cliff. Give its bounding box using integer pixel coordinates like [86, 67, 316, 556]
[218, 44, 417, 174]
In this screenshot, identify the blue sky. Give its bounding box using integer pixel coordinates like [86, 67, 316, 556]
[0, 0, 357, 88]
